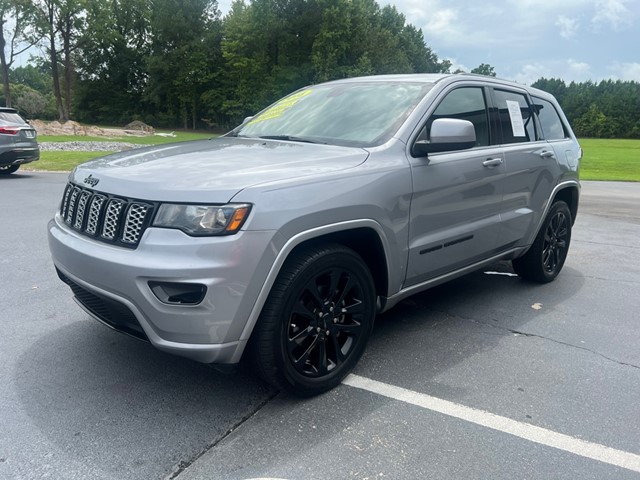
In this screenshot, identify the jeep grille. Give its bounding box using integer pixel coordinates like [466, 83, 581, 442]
[60, 183, 155, 248]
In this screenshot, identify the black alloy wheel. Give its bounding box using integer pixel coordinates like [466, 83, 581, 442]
[513, 200, 572, 283]
[542, 208, 569, 274]
[286, 266, 366, 378]
[251, 244, 376, 396]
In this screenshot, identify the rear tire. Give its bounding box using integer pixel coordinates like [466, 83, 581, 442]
[0, 165, 19, 174]
[513, 201, 572, 283]
[250, 244, 376, 396]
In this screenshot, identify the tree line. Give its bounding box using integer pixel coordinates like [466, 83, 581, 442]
[1, 0, 639, 137]
[1, 0, 454, 129]
[531, 78, 640, 139]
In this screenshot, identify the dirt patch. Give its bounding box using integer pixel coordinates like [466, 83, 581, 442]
[30, 119, 154, 137]
[124, 120, 154, 134]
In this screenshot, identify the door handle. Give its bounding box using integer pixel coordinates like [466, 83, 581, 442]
[482, 158, 503, 167]
[539, 150, 555, 158]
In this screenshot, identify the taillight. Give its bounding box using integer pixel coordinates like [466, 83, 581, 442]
[0, 127, 19, 135]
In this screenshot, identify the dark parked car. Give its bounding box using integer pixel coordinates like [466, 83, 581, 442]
[0, 107, 39, 174]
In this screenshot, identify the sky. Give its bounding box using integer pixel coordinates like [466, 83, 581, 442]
[214, 0, 640, 84]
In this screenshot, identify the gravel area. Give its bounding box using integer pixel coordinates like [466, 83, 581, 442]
[39, 141, 142, 152]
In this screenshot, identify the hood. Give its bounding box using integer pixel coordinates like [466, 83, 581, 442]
[71, 137, 369, 202]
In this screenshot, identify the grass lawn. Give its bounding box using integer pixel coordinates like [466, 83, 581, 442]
[24, 130, 216, 171]
[33, 151, 113, 171]
[38, 130, 214, 145]
[579, 138, 640, 181]
[25, 135, 639, 181]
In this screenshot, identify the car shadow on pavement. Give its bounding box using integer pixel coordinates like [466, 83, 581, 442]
[360, 261, 587, 397]
[0, 172, 37, 180]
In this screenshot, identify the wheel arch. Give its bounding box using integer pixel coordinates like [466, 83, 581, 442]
[552, 184, 580, 225]
[233, 220, 392, 362]
[515, 180, 579, 260]
[287, 228, 389, 301]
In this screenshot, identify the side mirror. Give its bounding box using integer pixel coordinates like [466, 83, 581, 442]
[412, 118, 477, 156]
[242, 116, 254, 125]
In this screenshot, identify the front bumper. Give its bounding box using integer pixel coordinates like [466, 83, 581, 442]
[48, 214, 277, 364]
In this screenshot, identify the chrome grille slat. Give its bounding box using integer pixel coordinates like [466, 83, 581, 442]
[101, 199, 125, 240]
[122, 203, 150, 244]
[60, 184, 72, 219]
[59, 182, 153, 248]
[86, 195, 106, 235]
[65, 187, 81, 224]
[73, 191, 91, 230]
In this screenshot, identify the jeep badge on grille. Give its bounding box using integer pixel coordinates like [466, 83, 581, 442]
[84, 174, 100, 187]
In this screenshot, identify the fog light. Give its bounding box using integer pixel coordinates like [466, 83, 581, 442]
[148, 281, 207, 305]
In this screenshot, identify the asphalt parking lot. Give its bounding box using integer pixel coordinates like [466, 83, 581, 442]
[1, 173, 639, 480]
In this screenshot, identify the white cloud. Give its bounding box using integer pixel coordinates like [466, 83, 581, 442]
[512, 63, 552, 85]
[567, 59, 591, 77]
[423, 8, 461, 38]
[592, 0, 633, 28]
[446, 58, 470, 73]
[510, 59, 594, 85]
[556, 15, 579, 38]
[609, 62, 640, 81]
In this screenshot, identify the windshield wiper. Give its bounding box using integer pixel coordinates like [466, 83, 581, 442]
[258, 135, 327, 144]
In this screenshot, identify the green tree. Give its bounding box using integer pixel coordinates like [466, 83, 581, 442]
[56, 0, 86, 120]
[10, 63, 51, 94]
[211, 0, 263, 123]
[311, 0, 354, 81]
[13, 85, 53, 117]
[399, 24, 449, 73]
[533, 78, 640, 138]
[531, 77, 566, 103]
[146, 0, 221, 129]
[32, 0, 86, 121]
[470, 63, 496, 77]
[75, 0, 151, 124]
[312, 0, 449, 82]
[573, 103, 614, 138]
[0, 0, 39, 107]
[214, 0, 319, 124]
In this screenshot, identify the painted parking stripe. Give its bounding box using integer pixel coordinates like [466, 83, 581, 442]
[343, 374, 640, 473]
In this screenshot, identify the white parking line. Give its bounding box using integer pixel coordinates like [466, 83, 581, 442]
[343, 374, 640, 473]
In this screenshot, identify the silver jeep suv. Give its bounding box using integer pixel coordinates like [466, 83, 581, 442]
[48, 74, 581, 395]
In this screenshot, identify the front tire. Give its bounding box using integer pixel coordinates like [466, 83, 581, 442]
[251, 244, 376, 396]
[513, 201, 572, 283]
[0, 164, 20, 174]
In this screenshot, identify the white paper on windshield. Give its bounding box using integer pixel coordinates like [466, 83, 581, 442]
[506, 100, 526, 137]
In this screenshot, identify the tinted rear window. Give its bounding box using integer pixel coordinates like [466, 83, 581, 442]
[0, 111, 27, 125]
[532, 97, 568, 140]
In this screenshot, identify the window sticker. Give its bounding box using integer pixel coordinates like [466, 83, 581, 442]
[248, 89, 313, 125]
[506, 100, 526, 137]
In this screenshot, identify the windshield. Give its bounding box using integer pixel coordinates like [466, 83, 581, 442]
[233, 81, 433, 148]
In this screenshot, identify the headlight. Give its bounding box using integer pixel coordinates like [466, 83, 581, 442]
[153, 203, 251, 236]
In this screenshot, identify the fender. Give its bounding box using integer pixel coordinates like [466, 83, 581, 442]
[524, 180, 580, 247]
[231, 219, 393, 362]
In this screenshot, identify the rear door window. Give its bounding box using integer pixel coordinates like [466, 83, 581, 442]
[493, 89, 537, 144]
